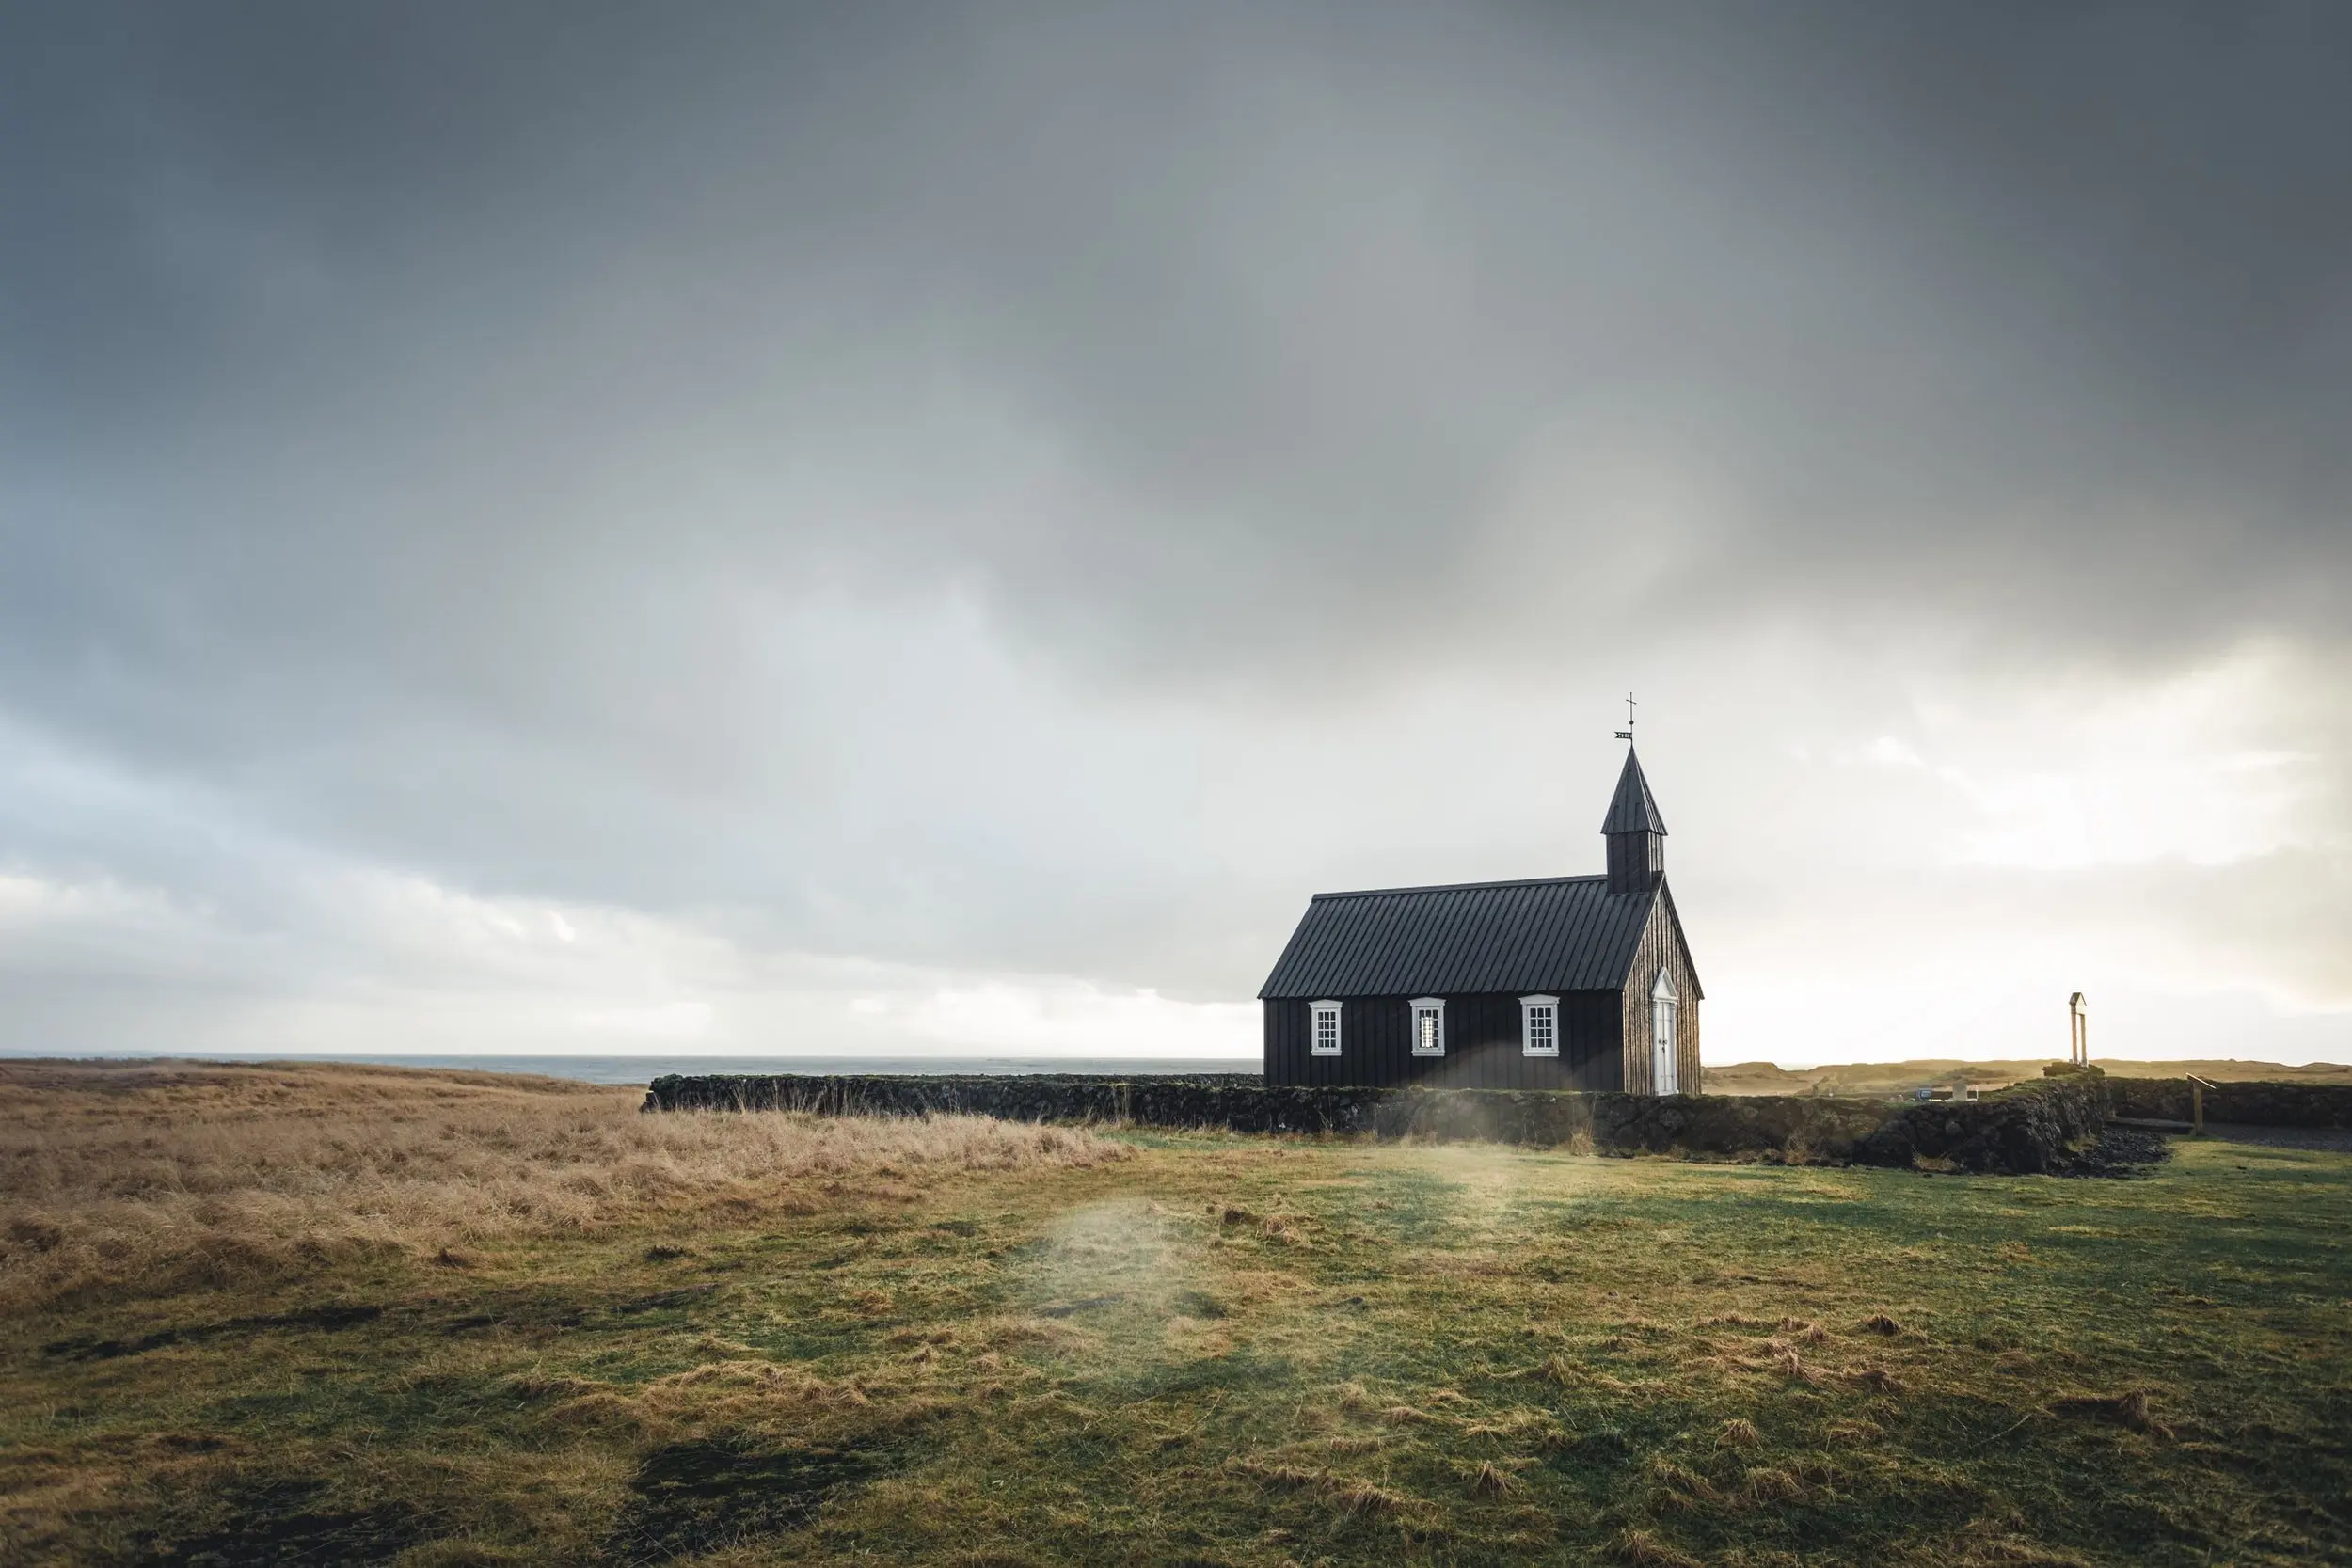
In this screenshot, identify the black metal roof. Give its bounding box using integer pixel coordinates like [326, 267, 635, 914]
[1601, 747, 1668, 835]
[1258, 875, 1658, 999]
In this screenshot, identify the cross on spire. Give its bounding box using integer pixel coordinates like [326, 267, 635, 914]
[1615, 691, 1635, 741]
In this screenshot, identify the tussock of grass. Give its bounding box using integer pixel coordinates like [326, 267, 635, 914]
[1645, 1456, 1724, 1505]
[1612, 1526, 1706, 1566]
[1229, 1456, 1422, 1520]
[1741, 1465, 1806, 1504]
[1230, 1454, 1323, 1489]
[644, 1359, 872, 1410]
[1460, 1408, 1562, 1446]
[1467, 1458, 1524, 1497]
[2051, 1388, 2171, 1438]
[1333, 1477, 1414, 1516]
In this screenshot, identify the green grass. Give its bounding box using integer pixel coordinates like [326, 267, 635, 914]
[7, 1131, 2349, 1566]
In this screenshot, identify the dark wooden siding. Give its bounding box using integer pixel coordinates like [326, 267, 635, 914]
[1605, 832, 1664, 895]
[1617, 886, 1703, 1095]
[1264, 990, 1622, 1090]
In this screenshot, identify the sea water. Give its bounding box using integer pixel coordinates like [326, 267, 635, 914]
[0, 1051, 1259, 1087]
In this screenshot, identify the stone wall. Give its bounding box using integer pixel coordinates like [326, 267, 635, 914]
[642, 1073, 1379, 1134]
[1375, 1088, 1889, 1161]
[1854, 1078, 2111, 1175]
[643, 1073, 2088, 1171]
[2106, 1077, 2352, 1129]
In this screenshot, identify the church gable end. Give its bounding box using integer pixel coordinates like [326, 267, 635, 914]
[1618, 882, 1702, 1096]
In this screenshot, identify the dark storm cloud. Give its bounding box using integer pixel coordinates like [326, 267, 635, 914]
[0, 3, 2346, 1041]
[8, 3, 2346, 670]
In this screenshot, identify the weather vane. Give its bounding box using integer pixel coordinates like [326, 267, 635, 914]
[1616, 691, 1635, 742]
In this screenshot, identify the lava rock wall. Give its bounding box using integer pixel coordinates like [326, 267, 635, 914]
[1852, 1078, 2111, 1175]
[645, 1073, 1963, 1167]
[2106, 1077, 2352, 1129]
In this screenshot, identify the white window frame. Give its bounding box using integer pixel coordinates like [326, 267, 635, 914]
[1310, 1000, 1343, 1056]
[1651, 969, 1679, 1095]
[1409, 997, 1446, 1057]
[1519, 994, 1560, 1057]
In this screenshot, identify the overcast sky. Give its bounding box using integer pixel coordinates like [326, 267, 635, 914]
[3, 3, 2346, 1067]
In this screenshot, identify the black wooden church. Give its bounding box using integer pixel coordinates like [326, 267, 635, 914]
[1259, 747, 1701, 1094]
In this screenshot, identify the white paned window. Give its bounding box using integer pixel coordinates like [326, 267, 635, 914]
[1520, 994, 1560, 1057]
[1311, 1000, 1343, 1056]
[1410, 998, 1445, 1057]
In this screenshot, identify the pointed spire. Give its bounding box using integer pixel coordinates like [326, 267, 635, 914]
[1602, 747, 1668, 895]
[1601, 747, 1668, 836]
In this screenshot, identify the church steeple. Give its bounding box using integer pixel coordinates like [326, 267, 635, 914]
[1603, 747, 1667, 895]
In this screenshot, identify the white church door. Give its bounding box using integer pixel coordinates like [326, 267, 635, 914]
[1650, 969, 1679, 1095]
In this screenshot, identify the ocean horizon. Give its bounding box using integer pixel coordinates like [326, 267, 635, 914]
[0, 1051, 1262, 1087]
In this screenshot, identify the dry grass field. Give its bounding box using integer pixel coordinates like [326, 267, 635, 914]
[0, 1060, 1124, 1312]
[1702, 1057, 2352, 1097]
[3, 1060, 2347, 1566]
